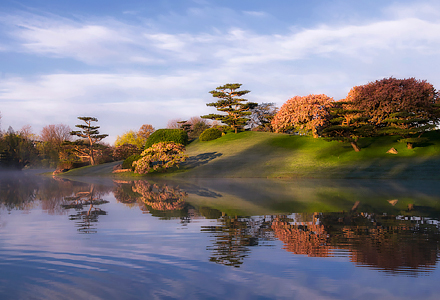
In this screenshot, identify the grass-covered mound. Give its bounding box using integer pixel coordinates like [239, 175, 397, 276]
[178, 130, 440, 179]
[58, 131, 440, 179]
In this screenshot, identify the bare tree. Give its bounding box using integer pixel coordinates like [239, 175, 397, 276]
[167, 118, 183, 129]
[40, 124, 72, 145]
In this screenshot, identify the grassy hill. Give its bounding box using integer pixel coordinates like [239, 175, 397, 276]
[177, 130, 440, 179]
[61, 130, 440, 179]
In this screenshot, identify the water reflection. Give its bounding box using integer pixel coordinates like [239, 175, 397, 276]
[61, 184, 109, 234]
[113, 180, 189, 219]
[1, 174, 440, 276]
[202, 216, 274, 267]
[321, 212, 439, 274]
[199, 211, 440, 275]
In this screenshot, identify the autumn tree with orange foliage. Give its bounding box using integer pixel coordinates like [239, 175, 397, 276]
[272, 94, 334, 137]
[346, 77, 440, 149]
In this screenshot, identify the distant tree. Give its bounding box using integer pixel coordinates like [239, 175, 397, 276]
[38, 124, 72, 166]
[113, 144, 141, 160]
[177, 120, 192, 134]
[40, 124, 72, 145]
[188, 117, 210, 139]
[0, 131, 38, 169]
[70, 117, 108, 165]
[133, 142, 186, 174]
[19, 124, 36, 140]
[115, 124, 156, 149]
[202, 83, 258, 133]
[167, 118, 183, 129]
[248, 102, 278, 131]
[115, 130, 143, 148]
[348, 77, 440, 149]
[138, 124, 155, 140]
[272, 94, 334, 137]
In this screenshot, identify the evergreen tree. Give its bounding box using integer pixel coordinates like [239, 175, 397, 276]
[70, 117, 108, 165]
[321, 101, 375, 152]
[202, 83, 257, 133]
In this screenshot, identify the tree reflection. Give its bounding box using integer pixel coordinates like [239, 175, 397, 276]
[0, 172, 39, 211]
[272, 213, 331, 257]
[62, 184, 109, 234]
[320, 212, 440, 274]
[113, 180, 189, 219]
[111, 180, 440, 274]
[197, 210, 440, 274]
[202, 216, 275, 267]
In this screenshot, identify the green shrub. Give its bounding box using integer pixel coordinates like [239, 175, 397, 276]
[199, 128, 222, 141]
[145, 129, 188, 149]
[122, 154, 141, 170]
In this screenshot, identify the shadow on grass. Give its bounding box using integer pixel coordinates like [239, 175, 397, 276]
[182, 152, 223, 170]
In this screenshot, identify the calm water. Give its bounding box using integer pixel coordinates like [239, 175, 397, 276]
[1, 172, 440, 299]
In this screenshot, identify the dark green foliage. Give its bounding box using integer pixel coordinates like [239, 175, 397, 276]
[122, 154, 141, 170]
[0, 132, 38, 169]
[190, 121, 210, 139]
[202, 83, 258, 133]
[114, 144, 141, 160]
[199, 128, 223, 141]
[145, 129, 188, 149]
[321, 101, 375, 152]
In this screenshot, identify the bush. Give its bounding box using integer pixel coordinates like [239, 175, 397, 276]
[114, 144, 141, 160]
[133, 142, 186, 174]
[145, 129, 188, 149]
[122, 154, 141, 170]
[199, 128, 222, 141]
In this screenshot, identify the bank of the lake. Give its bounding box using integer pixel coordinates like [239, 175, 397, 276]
[61, 131, 440, 179]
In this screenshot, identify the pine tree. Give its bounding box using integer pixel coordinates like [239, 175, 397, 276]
[202, 83, 257, 133]
[321, 101, 374, 152]
[70, 117, 108, 165]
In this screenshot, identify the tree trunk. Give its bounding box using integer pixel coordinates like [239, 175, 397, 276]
[407, 142, 413, 149]
[350, 141, 361, 152]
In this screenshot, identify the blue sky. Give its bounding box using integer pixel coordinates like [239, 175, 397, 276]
[1, 0, 440, 143]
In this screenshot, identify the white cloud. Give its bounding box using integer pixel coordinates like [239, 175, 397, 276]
[1, 2, 440, 142]
[3, 10, 440, 68]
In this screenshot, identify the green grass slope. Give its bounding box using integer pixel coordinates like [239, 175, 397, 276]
[60, 161, 122, 176]
[176, 130, 440, 179]
[60, 131, 440, 179]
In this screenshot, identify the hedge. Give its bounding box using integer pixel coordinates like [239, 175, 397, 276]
[144, 129, 188, 149]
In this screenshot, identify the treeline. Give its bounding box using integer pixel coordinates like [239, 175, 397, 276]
[272, 77, 440, 151]
[1, 76, 438, 171]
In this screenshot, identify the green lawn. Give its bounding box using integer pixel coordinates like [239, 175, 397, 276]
[59, 130, 440, 179]
[177, 130, 440, 179]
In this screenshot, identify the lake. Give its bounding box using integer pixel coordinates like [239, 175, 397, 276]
[1, 171, 440, 299]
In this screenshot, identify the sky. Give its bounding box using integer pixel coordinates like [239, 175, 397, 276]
[1, 0, 440, 144]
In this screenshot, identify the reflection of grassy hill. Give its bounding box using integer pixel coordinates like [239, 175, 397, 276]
[61, 131, 440, 179]
[178, 130, 440, 179]
[181, 178, 440, 217]
[60, 161, 122, 176]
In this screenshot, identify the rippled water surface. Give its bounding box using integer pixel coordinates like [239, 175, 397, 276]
[1, 171, 440, 299]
